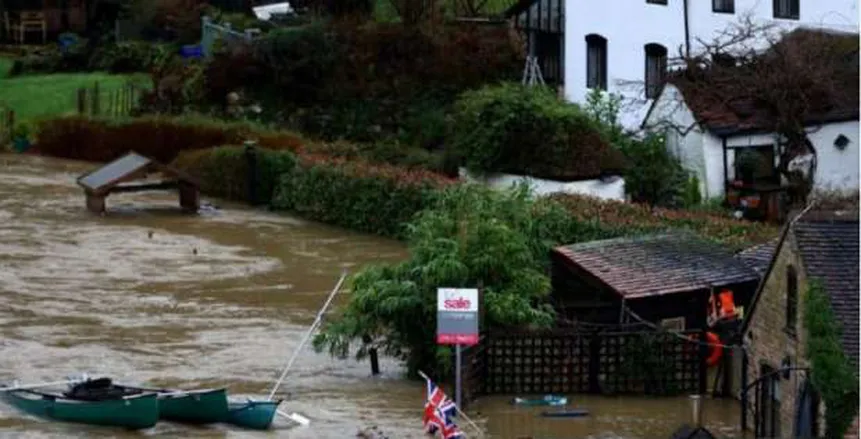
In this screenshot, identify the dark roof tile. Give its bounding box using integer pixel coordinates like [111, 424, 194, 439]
[794, 215, 859, 367]
[554, 233, 760, 299]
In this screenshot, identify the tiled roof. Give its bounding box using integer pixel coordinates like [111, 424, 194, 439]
[794, 213, 860, 367]
[668, 29, 859, 135]
[736, 239, 779, 275]
[554, 234, 760, 299]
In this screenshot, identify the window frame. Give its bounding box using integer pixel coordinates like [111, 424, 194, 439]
[646, 0, 668, 4]
[785, 264, 798, 336]
[644, 43, 668, 99]
[773, 0, 799, 20]
[712, 0, 735, 13]
[585, 34, 608, 91]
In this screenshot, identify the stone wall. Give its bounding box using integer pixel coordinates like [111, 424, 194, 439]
[743, 232, 815, 436]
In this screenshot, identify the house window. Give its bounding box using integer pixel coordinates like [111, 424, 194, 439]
[773, 0, 799, 19]
[647, 0, 667, 4]
[733, 146, 778, 184]
[586, 34, 607, 91]
[644, 43, 667, 99]
[786, 265, 798, 335]
[713, 0, 734, 13]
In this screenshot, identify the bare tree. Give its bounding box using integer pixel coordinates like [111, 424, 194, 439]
[645, 15, 858, 203]
[388, 0, 441, 25]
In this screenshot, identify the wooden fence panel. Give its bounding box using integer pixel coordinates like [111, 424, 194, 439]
[76, 82, 141, 117]
[463, 327, 708, 404]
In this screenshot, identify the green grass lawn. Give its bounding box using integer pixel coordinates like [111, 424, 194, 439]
[0, 56, 147, 123]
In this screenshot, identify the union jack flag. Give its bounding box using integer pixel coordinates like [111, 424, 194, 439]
[423, 377, 464, 439]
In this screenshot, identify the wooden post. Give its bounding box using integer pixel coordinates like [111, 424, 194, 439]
[77, 88, 87, 114]
[92, 82, 101, 116]
[588, 331, 601, 393]
[244, 141, 258, 205]
[362, 335, 380, 376]
[698, 327, 709, 395]
[85, 193, 106, 214]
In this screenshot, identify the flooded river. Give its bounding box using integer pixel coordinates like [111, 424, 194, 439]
[0, 154, 747, 438]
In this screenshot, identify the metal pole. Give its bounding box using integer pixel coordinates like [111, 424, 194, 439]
[455, 344, 462, 409]
[267, 270, 348, 400]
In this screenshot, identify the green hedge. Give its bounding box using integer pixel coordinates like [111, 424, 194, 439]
[172, 146, 297, 203]
[272, 154, 455, 237]
[449, 83, 627, 181]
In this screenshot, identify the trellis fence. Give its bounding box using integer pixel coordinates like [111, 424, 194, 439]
[460, 327, 712, 408]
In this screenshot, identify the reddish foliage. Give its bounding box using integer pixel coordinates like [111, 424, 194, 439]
[295, 153, 457, 188]
[548, 193, 780, 251]
[34, 116, 305, 163]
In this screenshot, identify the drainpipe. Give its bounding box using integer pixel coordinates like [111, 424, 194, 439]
[683, 0, 691, 58]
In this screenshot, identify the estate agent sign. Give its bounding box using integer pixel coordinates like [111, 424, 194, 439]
[436, 288, 479, 346]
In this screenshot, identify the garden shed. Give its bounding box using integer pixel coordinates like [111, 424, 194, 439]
[76, 151, 200, 214]
[550, 233, 761, 330]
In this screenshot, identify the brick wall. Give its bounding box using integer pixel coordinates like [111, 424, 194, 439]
[743, 232, 815, 436]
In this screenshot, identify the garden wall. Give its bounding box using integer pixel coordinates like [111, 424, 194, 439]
[459, 167, 626, 201]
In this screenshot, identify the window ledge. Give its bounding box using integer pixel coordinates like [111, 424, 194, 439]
[713, 10, 735, 14]
[774, 15, 800, 20]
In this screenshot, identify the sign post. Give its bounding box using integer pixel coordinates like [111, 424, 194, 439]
[436, 288, 479, 410]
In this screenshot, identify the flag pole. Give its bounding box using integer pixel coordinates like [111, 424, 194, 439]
[418, 370, 486, 438]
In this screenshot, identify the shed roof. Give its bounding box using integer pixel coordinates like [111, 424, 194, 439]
[553, 234, 760, 299]
[736, 239, 779, 275]
[76, 152, 198, 193]
[793, 214, 859, 367]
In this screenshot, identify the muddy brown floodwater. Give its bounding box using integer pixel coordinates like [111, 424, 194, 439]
[0, 154, 747, 439]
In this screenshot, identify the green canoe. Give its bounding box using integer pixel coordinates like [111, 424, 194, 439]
[225, 399, 282, 430]
[116, 384, 229, 424]
[0, 386, 159, 430]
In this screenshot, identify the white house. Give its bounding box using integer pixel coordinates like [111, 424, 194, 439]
[641, 30, 859, 200]
[508, 0, 859, 130]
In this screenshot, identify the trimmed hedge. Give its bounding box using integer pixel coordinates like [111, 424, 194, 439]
[34, 116, 305, 163]
[450, 83, 627, 181]
[272, 154, 456, 237]
[172, 146, 297, 203]
[548, 193, 780, 251]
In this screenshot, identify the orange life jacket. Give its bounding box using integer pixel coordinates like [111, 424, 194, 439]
[708, 289, 738, 325]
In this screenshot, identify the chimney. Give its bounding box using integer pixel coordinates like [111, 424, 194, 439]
[690, 394, 703, 427]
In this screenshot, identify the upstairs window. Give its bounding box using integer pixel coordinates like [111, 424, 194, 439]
[644, 43, 667, 99]
[786, 265, 798, 335]
[647, 0, 668, 4]
[774, 0, 799, 19]
[713, 0, 735, 13]
[586, 34, 607, 91]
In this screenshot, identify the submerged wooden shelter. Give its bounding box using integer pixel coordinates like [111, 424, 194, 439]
[76, 152, 200, 214]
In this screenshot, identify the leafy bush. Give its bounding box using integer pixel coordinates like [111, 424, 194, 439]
[172, 145, 297, 203]
[618, 133, 689, 207]
[253, 24, 339, 105]
[804, 280, 860, 439]
[34, 116, 305, 163]
[89, 42, 173, 73]
[272, 154, 454, 237]
[583, 88, 692, 207]
[305, 139, 447, 174]
[203, 21, 522, 142]
[313, 184, 576, 377]
[547, 193, 780, 252]
[450, 83, 626, 181]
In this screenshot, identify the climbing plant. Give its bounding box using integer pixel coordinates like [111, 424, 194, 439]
[803, 279, 859, 439]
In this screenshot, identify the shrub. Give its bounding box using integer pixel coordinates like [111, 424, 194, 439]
[450, 83, 626, 181]
[547, 193, 780, 251]
[272, 154, 455, 237]
[305, 139, 447, 174]
[89, 41, 173, 73]
[34, 116, 304, 163]
[172, 145, 297, 203]
[617, 133, 690, 207]
[313, 183, 572, 377]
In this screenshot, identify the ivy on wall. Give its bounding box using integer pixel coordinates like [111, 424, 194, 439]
[803, 279, 859, 439]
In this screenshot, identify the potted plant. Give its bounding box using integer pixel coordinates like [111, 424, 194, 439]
[735, 150, 761, 185]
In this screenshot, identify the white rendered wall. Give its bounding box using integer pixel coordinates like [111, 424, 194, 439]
[459, 168, 626, 201]
[563, 0, 859, 130]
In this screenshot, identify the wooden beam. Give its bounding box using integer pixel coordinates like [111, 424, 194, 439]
[108, 181, 179, 194]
